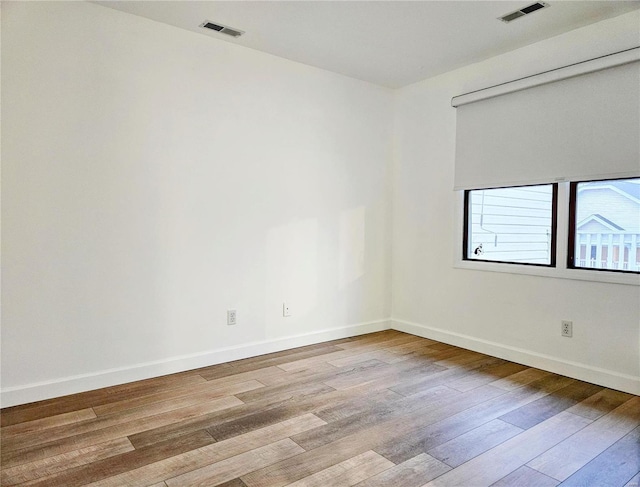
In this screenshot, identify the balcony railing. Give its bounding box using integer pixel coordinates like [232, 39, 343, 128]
[575, 231, 640, 272]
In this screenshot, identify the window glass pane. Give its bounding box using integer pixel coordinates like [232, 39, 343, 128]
[466, 184, 555, 266]
[573, 178, 640, 273]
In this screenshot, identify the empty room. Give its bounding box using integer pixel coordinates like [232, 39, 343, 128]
[2, 1, 639, 486]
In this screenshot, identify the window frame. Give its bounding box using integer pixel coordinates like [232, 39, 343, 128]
[453, 182, 640, 286]
[462, 183, 558, 268]
[567, 177, 640, 275]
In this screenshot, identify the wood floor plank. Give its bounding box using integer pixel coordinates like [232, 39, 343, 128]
[324, 361, 443, 391]
[209, 381, 404, 443]
[446, 362, 528, 392]
[200, 365, 288, 387]
[1, 396, 242, 469]
[427, 419, 523, 468]
[389, 355, 504, 397]
[327, 350, 398, 368]
[489, 368, 553, 391]
[226, 341, 347, 367]
[0, 437, 134, 486]
[0, 372, 207, 427]
[13, 430, 216, 487]
[278, 335, 423, 372]
[624, 472, 640, 487]
[127, 371, 360, 449]
[218, 480, 249, 487]
[334, 332, 417, 350]
[236, 382, 336, 412]
[420, 411, 592, 487]
[283, 450, 394, 487]
[560, 426, 640, 487]
[498, 380, 603, 429]
[527, 396, 640, 481]
[241, 386, 504, 487]
[4, 381, 260, 452]
[328, 340, 440, 368]
[565, 388, 635, 420]
[375, 374, 574, 464]
[255, 362, 339, 387]
[490, 466, 559, 487]
[0, 408, 97, 439]
[2, 392, 244, 452]
[432, 349, 489, 367]
[199, 345, 344, 380]
[164, 438, 305, 487]
[290, 385, 462, 451]
[92, 378, 264, 417]
[2, 331, 633, 487]
[84, 413, 326, 487]
[313, 388, 404, 423]
[354, 453, 451, 487]
[127, 361, 386, 448]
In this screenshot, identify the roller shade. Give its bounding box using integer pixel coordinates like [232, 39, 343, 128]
[453, 49, 640, 191]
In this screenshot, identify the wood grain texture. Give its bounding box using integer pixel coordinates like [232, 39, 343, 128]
[0, 372, 206, 427]
[420, 412, 592, 487]
[354, 453, 451, 487]
[427, 419, 522, 467]
[625, 473, 640, 487]
[566, 388, 634, 420]
[0, 408, 97, 440]
[1, 330, 637, 487]
[283, 450, 394, 487]
[1, 395, 242, 468]
[0, 437, 134, 486]
[12, 430, 216, 487]
[498, 380, 603, 429]
[490, 466, 559, 487]
[165, 439, 304, 487]
[85, 414, 326, 487]
[490, 368, 553, 391]
[527, 396, 640, 480]
[560, 426, 640, 487]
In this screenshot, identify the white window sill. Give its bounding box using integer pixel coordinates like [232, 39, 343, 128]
[454, 259, 640, 286]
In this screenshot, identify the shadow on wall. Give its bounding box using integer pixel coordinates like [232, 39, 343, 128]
[264, 205, 366, 338]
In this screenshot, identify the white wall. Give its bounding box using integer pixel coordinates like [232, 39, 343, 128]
[392, 11, 640, 394]
[1, 2, 393, 406]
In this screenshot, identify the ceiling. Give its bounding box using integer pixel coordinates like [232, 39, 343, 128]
[96, 1, 640, 88]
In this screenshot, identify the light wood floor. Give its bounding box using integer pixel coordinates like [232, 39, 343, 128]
[1, 330, 639, 487]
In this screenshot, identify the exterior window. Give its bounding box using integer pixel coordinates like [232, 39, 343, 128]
[464, 184, 557, 266]
[569, 178, 640, 273]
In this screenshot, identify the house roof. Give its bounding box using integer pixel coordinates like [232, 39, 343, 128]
[579, 214, 625, 231]
[579, 180, 640, 204]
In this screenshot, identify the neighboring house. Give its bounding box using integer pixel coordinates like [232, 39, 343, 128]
[575, 180, 640, 271]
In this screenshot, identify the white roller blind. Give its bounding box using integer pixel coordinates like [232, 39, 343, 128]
[453, 51, 640, 191]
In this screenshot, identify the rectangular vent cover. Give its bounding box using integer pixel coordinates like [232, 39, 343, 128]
[499, 2, 549, 22]
[200, 21, 244, 37]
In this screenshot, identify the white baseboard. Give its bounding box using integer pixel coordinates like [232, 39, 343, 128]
[5, 317, 636, 407]
[0, 320, 391, 408]
[392, 318, 640, 396]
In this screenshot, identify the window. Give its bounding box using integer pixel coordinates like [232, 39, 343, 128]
[464, 184, 557, 266]
[569, 178, 640, 274]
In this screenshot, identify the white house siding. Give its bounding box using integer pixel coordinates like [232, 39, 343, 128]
[468, 186, 553, 264]
[576, 187, 640, 232]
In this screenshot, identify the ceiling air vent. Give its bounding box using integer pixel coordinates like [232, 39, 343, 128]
[200, 21, 244, 38]
[499, 2, 550, 23]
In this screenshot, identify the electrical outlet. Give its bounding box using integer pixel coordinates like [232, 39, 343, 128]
[227, 309, 237, 326]
[561, 320, 572, 337]
[283, 302, 291, 317]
